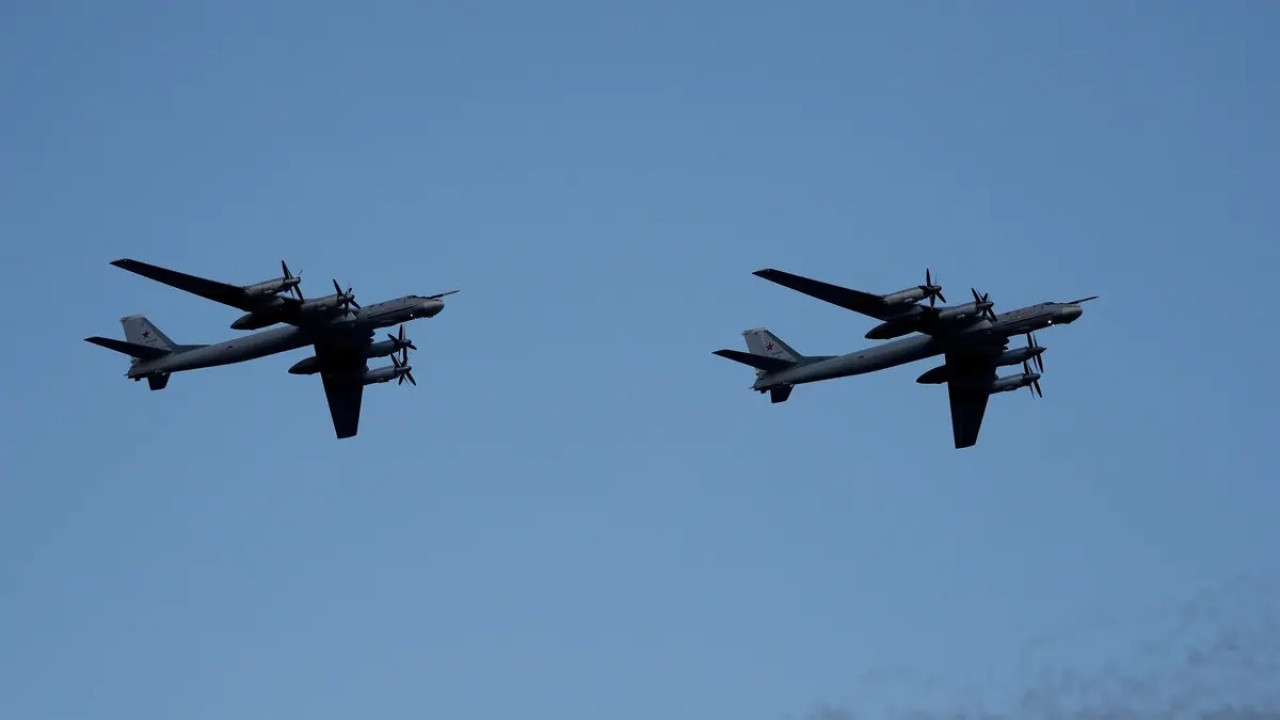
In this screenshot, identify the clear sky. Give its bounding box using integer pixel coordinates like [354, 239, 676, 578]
[3, 2, 1279, 718]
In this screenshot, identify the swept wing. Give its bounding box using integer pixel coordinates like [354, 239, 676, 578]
[753, 268, 995, 338]
[110, 258, 315, 328]
[752, 269, 900, 320]
[940, 341, 1007, 449]
[310, 338, 371, 439]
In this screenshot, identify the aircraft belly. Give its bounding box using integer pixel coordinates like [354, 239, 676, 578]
[156, 330, 313, 372]
[755, 335, 934, 387]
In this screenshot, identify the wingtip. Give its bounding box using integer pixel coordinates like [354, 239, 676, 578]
[751, 268, 777, 277]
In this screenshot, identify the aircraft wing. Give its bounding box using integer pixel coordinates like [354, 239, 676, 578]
[110, 258, 302, 314]
[312, 339, 370, 439]
[752, 269, 900, 321]
[942, 345, 1002, 449]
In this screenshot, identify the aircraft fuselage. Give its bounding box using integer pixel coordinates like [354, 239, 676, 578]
[129, 295, 443, 378]
[756, 300, 1083, 390]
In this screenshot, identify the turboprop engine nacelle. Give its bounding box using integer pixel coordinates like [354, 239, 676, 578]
[242, 261, 301, 299]
[867, 317, 917, 340]
[362, 366, 402, 385]
[866, 306, 926, 340]
[996, 345, 1045, 367]
[881, 268, 946, 308]
[287, 340, 406, 375]
[301, 295, 346, 314]
[937, 301, 991, 322]
[231, 307, 286, 330]
[866, 321, 916, 341]
[243, 276, 300, 297]
[989, 371, 1040, 394]
[916, 365, 948, 384]
[918, 346, 1045, 385]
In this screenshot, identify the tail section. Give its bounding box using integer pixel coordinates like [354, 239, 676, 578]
[85, 315, 183, 391]
[713, 327, 809, 403]
[742, 327, 803, 363]
[713, 327, 807, 376]
[83, 336, 169, 361]
[122, 315, 177, 352]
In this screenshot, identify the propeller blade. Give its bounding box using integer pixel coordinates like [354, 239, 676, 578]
[984, 291, 996, 321]
[278, 260, 304, 300]
[1025, 332, 1044, 372]
[331, 279, 359, 309]
[399, 324, 415, 349]
[1033, 379, 1042, 398]
[406, 370, 416, 386]
[388, 325, 415, 350]
[936, 290, 946, 304]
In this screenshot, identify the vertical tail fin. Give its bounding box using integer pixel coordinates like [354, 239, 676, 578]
[86, 316, 183, 390]
[742, 327, 803, 363]
[121, 315, 177, 352]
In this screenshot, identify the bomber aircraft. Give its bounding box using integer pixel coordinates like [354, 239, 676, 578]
[85, 258, 457, 439]
[713, 268, 1095, 449]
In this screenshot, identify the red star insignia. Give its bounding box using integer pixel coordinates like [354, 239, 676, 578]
[142, 330, 151, 338]
[766, 343, 774, 350]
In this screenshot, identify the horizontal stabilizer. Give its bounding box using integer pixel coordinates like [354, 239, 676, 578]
[712, 349, 797, 373]
[770, 386, 793, 403]
[84, 336, 170, 360]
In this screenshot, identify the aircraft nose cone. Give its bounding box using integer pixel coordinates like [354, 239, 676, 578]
[1060, 304, 1082, 323]
[420, 299, 444, 317]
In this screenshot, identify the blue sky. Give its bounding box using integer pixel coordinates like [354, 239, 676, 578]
[3, 2, 1279, 717]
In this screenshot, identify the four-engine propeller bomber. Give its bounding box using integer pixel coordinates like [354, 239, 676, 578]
[85, 258, 457, 439]
[87, 257, 1096, 448]
[713, 268, 1095, 449]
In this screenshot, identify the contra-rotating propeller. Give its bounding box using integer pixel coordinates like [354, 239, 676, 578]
[918, 268, 946, 307]
[970, 288, 998, 322]
[387, 324, 417, 352]
[281, 260, 303, 301]
[1025, 331, 1044, 373]
[332, 279, 360, 310]
[1023, 359, 1043, 398]
[389, 346, 416, 386]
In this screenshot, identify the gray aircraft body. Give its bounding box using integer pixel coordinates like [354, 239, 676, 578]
[714, 268, 1095, 448]
[86, 259, 456, 439]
